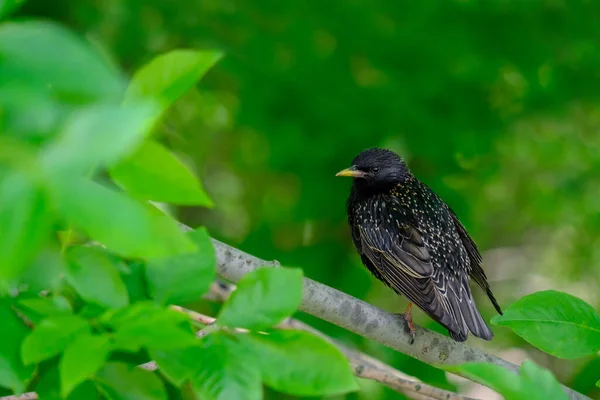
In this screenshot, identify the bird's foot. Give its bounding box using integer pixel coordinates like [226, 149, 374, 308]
[395, 303, 416, 344]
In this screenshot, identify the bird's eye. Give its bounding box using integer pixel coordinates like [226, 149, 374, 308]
[372, 167, 380, 173]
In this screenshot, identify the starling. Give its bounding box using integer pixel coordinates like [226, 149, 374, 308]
[336, 148, 502, 342]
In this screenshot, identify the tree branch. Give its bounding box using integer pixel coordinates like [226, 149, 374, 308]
[206, 233, 589, 400]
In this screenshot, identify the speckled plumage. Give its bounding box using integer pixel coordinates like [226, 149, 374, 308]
[339, 148, 502, 342]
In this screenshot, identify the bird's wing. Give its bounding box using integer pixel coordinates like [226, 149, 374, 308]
[352, 199, 462, 334]
[447, 207, 503, 315]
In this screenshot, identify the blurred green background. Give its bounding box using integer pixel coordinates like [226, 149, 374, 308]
[18, 0, 600, 398]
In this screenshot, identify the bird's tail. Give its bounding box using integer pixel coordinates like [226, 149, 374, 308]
[447, 290, 493, 342]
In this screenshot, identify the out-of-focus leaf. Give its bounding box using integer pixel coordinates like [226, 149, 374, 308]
[124, 49, 222, 109]
[150, 346, 206, 386]
[46, 177, 196, 259]
[217, 268, 303, 330]
[0, 21, 124, 102]
[450, 360, 568, 400]
[41, 102, 158, 175]
[64, 246, 129, 309]
[110, 140, 213, 206]
[492, 290, 600, 359]
[146, 227, 215, 304]
[121, 261, 149, 303]
[0, 299, 35, 393]
[21, 314, 89, 365]
[15, 296, 72, 325]
[192, 333, 262, 400]
[95, 362, 167, 400]
[15, 248, 64, 292]
[102, 302, 196, 351]
[245, 330, 359, 396]
[0, 0, 25, 20]
[60, 333, 111, 397]
[0, 170, 52, 282]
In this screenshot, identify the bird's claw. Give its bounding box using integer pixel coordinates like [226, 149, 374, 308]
[395, 312, 416, 344]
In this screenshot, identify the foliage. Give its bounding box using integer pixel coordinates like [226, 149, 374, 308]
[2, 1, 600, 399]
[0, 18, 358, 400]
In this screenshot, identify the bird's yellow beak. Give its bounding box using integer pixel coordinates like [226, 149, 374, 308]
[335, 166, 365, 178]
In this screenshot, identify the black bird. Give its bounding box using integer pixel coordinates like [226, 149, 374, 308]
[336, 148, 502, 342]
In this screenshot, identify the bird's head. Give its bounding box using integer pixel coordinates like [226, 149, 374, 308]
[336, 148, 411, 193]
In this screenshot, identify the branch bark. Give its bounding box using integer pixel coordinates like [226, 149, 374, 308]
[207, 234, 589, 400]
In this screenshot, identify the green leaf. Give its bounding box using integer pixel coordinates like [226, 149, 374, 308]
[0, 299, 35, 393]
[102, 303, 196, 351]
[110, 140, 213, 206]
[245, 330, 359, 396]
[450, 361, 568, 400]
[95, 362, 167, 400]
[15, 248, 64, 292]
[15, 296, 72, 325]
[60, 333, 111, 397]
[41, 102, 159, 175]
[121, 261, 150, 303]
[0, 170, 52, 282]
[217, 268, 303, 330]
[146, 227, 216, 304]
[491, 290, 600, 359]
[150, 345, 207, 386]
[46, 177, 196, 259]
[596, 379, 599, 388]
[64, 246, 129, 309]
[192, 333, 262, 400]
[124, 49, 222, 109]
[0, 0, 25, 20]
[0, 21, 124, 103]
[21, 314, 89, 365]
[36, 366, 99, 400]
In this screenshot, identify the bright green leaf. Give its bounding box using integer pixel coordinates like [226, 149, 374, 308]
[21, 314, 89, 365]
[0, 299, 34, 393]
[0, 21, 124, 103]
[150, 345, 207, 386]
[15, 296, 72, 325]
[492, 290, 600, 359]
[245, 330, 359, 396]
[217, 268, 303, 330]
[41, 102, 159, 175]
[60, 333, 111, 397]
[95, 362, 167, 400]
[449, 361, 568, 400]
[64, 246, 129, 309]
[124, 49, 222, 109]
[192, 333, 262, 400]
[15, 248, 64, 293]
[0, 170, 52, 282]
[110, 140, 213, 206]
[102, 302, 196, 351]
[46, 177, 196, 259]
[146, 227, 216, 304]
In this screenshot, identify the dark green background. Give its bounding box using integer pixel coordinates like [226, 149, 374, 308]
[19, 0, 600, 398]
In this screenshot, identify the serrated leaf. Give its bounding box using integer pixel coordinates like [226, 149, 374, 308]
[146, 227, 216, 304]
[0, 299, 35, 393]
[449, 360, 568, 400]
[124, 49, 222, 108]
[102, 303, 196, 351]
[47, 177, 196, 259]
[0, 170, 52, 282]
[217, 268, 303, 330]
[192, 333, 262, 400]
[0, 21, 124, 103]
[95, 362, 167, 400]
[110, 140, 213, 206]
[60, 333, 111, 397]
[491, 290, 600, 359]
[41, 102, 159, 175]
[21, 314, 89, 365]
[64, 246, 129, 309]
[245, 330, 359, 396]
